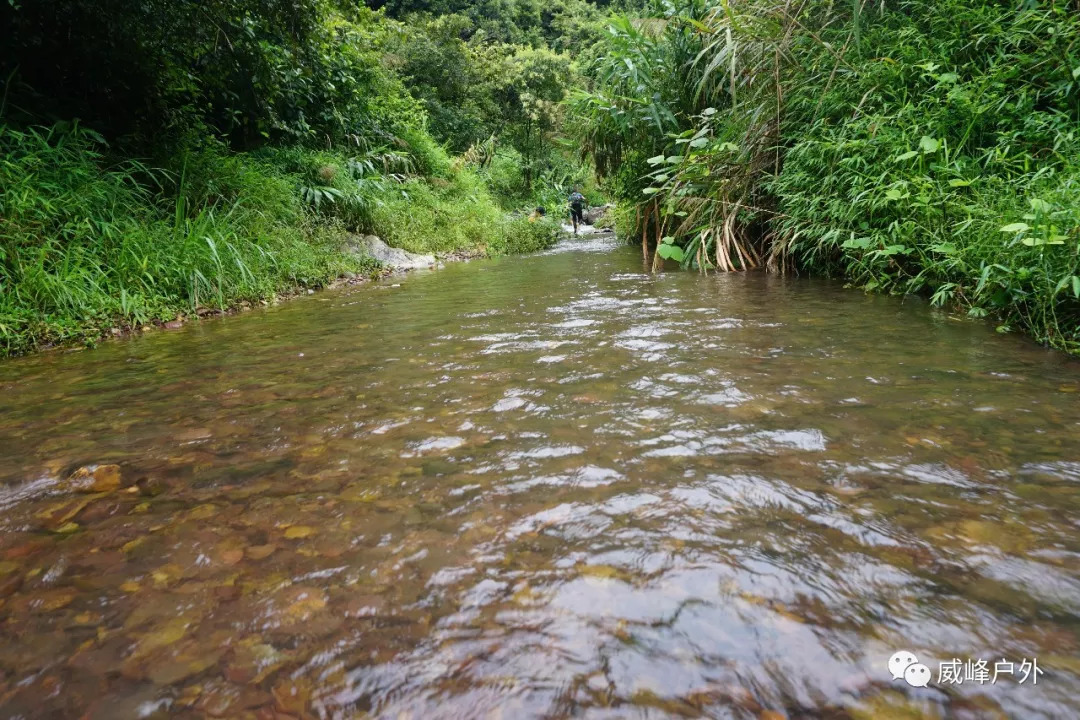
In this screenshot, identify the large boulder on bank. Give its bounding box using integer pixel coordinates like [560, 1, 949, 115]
[344, 234, 435, 270]
[584, 204, 615, 227]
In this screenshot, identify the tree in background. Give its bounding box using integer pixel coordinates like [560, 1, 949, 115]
[378, 5, 579, 194]
[365, 0, 607, 49]
[0, 0, 430, 153]
[0, 0, 581, 356]
[499, 47, 574, 191]
[383, 13, 491, 152]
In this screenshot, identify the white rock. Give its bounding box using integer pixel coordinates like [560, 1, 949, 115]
[343, 234, 435, 270]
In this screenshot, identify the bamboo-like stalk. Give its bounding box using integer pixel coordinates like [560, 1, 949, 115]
[651, 208, 667, 273]
[637, 205, 647, 261]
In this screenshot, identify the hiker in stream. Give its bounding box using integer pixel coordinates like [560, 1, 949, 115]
[568, 189, 586, 236]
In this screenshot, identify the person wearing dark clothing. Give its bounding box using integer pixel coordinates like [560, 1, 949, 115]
[568, 190, 586, 236]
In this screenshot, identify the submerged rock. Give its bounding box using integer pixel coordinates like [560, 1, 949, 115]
[36, 497, 93, 529]
[344, 234, 435, 270]
[64, 464, 123, 493]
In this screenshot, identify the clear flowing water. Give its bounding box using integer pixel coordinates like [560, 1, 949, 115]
[1, 236, 1079, 720]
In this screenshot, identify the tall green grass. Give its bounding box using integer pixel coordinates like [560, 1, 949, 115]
[0, 121, 557, 357]
[480, 145, 607, 213]
[368, 164, 560, 255]
[0, 123, 367, 356]
[768, 0, 1080, 350]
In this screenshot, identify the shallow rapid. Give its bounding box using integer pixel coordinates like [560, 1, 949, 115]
[1, 236, 1079, 719]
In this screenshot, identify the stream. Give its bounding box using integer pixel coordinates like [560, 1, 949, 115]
[1, 235, 1079, 719]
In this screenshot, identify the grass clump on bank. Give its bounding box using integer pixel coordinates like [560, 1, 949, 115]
[369, 164, 562, 256]
[0, 124, 376, 356]
[575, 0, 1080, 353]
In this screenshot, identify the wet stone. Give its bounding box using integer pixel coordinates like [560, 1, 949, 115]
[0, 570, 23, 599]
[35, 497, 93, 529]
[146, 642, 227, 685]
[64, 464, 123, 493]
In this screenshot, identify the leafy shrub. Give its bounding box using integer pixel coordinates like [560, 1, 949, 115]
[0, 0, 596, 357]
[399, 127, 453, 178]
[483, 150, 531, 207]
[769, 0, 1080, 350]
[368, 167, 504, 254]
[575, 0, 1080, 352]
[494, 215, 561, 255]
[0, 1, 424, 150]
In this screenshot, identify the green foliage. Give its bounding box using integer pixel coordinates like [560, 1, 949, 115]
[399, 126, 454, 178]
[0, 124, 371, 355]
[483, 149, 533, 206]
[769, 0, 1080, 351]
[571, 9, 702, 179]
[368, 169, 504, 254]
[367, 165, 556, 255]
[253, 144, 414, 231]
[576, 0, 1080, 352]
[0, 0, 591, 356]
[497, 215, 562, 254]
[481, 143, 600, 212]
[383, 13, 501, 152]
[386, 19, 577, 190]
[370, 0, 607, 50]
[1, 2, 425, 149]
[502, 46, 576, 190]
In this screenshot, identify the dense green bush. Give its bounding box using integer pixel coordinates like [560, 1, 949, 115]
[369, 168, 507, 253]
[767, 0, 1080, 349]
[575, 0, 1080, 352]
[768, 0, 1080, 349]
[369, 0, 607, 50]
[0, 121, 559, 356]
[0, 1, 424, 150]
[483, 149, 532, 206]
[380, 8, 586, 200]
[482, 145, 602, 212]
[496, 215, 562, 254]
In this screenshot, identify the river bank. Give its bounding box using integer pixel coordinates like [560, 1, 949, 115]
[5, 231, 545, 358]
[113, 219, 607, 350]
[0, 124, 564, 359]
[575, 0, 1080, 356]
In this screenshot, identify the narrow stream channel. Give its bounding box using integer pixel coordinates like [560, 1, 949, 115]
[1, 236, 1079, 718]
